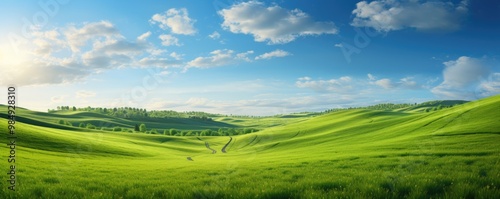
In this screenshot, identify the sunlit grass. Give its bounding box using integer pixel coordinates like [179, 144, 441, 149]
[0, 95, 499, 198]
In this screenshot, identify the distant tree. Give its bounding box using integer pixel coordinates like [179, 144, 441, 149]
[244, 128, 252, 134]
[169, 128, 178, 136]
[86, 123, 96, 129]
[113, 127, 122, 132]
[151, 129, 158, 134]
[139, 124, 147, 132]
[58, 120, 65, 125]
[163, 129, 169, 135]
[79, 123, 85, 128]
[228, 128, 236, 136]
[134, 124, 140, 132]
[72, 106, 77, 111]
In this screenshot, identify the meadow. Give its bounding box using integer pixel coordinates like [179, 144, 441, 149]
[0, 95, 499, 198]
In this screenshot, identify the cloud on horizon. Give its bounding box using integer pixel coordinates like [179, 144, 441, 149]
[431, 56, 500, 99]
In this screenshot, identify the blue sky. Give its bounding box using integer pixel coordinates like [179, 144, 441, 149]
[0, 0, 499, 115]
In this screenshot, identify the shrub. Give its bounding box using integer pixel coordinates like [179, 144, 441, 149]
[86, 123, 96, 129]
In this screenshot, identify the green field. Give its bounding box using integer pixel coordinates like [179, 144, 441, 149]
[1, 95, 499, 198]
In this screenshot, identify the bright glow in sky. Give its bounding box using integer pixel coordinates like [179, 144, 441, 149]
[0, 0, 499, 115]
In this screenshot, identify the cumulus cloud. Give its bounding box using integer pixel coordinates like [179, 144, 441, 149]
[219, 1, 337, 44]
[159, 34, 181, 46]
[351, 0, 468, 32]
[186, 49, 253, 69]
[0, 21, 180, 86]
[150, 8, 197, 35]
[64, 21, 120, 52]
[431, 56, 494, 99]
[255, 49, 291, 60]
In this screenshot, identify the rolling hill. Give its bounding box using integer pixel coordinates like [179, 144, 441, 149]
[0, 96, 499, 198]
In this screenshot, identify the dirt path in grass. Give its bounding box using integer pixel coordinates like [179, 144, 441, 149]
[205, 142, 217, 154]
[221, 136, 233, 153]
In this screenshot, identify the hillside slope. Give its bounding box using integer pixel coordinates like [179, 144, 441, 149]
[0, 95, 499, 198]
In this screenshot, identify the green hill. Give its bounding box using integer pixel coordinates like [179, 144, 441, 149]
[0, 96, 499, 198]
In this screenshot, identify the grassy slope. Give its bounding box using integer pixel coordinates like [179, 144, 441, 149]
[0, 96, 499, 198]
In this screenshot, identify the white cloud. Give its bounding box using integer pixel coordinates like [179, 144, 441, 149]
[255, 49, 291, 60]
[64, 21, 120, 52]
[209, 31, 221, 39]
[187, 49, 234, 69]
[351, 0, 468, 32]
[374, 78, 394, 89]
[399, 77, 419, 89]
[0, 21, 180, 86]
[150, 8, 197, 35]
[186, 49, 253, 69]
[137, 31, 152, 41]
[431, 56, 490, 99]
[148, 49, 167, 56]
[169, 52, 183, 60]
[296, 76, 354, 93]
[159, 34, 181, 46]
[219, 1, 337, 44]
[76, 90, 96, 98]
[236, 50, 254, 62]
[368, 74, 421, 90]
[477, 73, 500, 97]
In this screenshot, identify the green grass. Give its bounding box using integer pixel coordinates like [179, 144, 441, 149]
[0, 95, 499, 198]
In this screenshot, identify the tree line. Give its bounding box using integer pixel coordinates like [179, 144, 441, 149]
[49, 106, 218, 120]
[55, 119, 258, 136]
